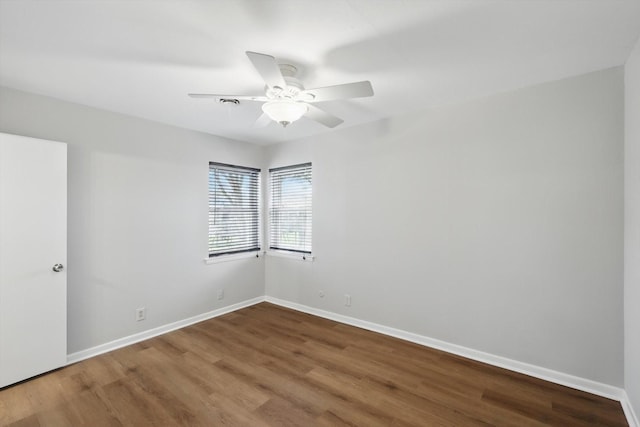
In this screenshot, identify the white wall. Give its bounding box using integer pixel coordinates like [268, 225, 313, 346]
[0, 65, 627, 391]
[625, 38, 640, 419]
[266, 68, 624, 386]
[0, 86, 265, 354]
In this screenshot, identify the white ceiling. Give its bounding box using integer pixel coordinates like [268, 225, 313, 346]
[1, 0, 639, 145]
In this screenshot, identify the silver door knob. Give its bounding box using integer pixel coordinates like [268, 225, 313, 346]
[52, 263, 64, 272]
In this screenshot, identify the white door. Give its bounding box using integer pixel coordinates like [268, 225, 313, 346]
[0, 132, 67, 388]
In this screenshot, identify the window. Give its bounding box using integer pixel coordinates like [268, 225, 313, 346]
[208, 162, 260, 257]
[269, 163, 312, 253]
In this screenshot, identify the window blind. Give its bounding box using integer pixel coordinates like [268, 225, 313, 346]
[208, 162, 260, 257]
[269, 163, 312, 253]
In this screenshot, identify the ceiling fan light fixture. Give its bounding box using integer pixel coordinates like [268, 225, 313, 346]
[262, 100, 308, 127]
[190, 51, 374, 129]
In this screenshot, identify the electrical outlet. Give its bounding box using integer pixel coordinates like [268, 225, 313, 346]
[217, 289, 224, 300]
[135, 307, 146, 321]
[345, 294, 351, 307]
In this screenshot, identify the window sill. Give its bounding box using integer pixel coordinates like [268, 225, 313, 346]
[204, 251, 262, 264]
[266, 250, 314, 262]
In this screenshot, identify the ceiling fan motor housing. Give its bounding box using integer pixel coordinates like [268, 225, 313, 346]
[266, 64, 305, 100]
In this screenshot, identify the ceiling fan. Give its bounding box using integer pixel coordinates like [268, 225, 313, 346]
[188, 51, 374, 128]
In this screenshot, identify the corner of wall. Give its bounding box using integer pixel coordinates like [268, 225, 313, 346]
[624, 34, 640, 427]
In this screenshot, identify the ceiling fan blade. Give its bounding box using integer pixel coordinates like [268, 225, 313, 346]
[254, 113, 272, 128]
[305, 104, 344, 128]
[301, 81, 373, 103]
[246, 51, 287, 91]
[188, 93, 268, 101]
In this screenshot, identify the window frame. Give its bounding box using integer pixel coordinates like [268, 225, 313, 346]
[268, 162, 312, 255]
[208, 162, 261, 258]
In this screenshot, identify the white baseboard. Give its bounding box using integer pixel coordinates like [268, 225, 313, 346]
[621, 391, 639, 427]
[67, 296, 265, 364]
[265, 296, 626, 402]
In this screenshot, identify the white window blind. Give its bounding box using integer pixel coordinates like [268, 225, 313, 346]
[269, 163, 312, 254]
[208, 162, 260, 257]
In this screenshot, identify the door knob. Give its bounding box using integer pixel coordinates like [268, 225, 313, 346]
[52, 264, 64, 272]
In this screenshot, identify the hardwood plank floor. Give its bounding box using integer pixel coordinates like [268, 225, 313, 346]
[0, 303, 627, 426]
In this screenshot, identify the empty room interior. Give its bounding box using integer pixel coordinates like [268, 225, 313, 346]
[1, 0, 640, 425]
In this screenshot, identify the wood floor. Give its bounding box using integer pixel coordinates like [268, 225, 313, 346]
[0, 303, 627, 426]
